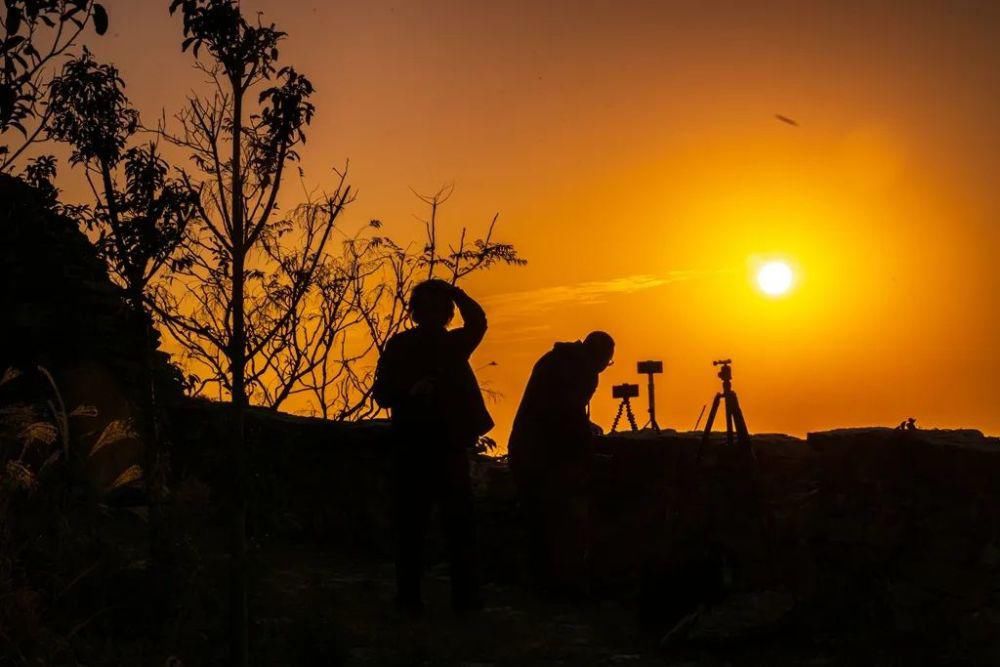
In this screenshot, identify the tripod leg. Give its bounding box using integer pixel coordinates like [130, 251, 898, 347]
[694, 404, 707, 431]
[724, 394, 735, 447]
[729, 392, 751, 446]
[625, 399, 639, 432]
[611, 401, 624, 433]
[697, 393, 723, 465]
[701, 394, 722, 443]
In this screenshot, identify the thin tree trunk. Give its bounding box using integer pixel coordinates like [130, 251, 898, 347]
[228, 84, 250, 667]
[133, 290, 171, 621]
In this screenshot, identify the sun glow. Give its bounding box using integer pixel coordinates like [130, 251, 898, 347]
[756, 261, 795, 297]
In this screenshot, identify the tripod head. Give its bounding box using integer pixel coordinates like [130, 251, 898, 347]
[712, 358, 734, 391]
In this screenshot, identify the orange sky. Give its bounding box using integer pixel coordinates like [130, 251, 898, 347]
[61, 0, 1000, 445]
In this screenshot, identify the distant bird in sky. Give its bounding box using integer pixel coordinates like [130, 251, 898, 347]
[775, 114, 800, 127]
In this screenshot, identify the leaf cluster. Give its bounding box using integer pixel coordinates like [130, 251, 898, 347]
[18, 151, 55, 196]
[46, 48, 195, 302]
[170, 0, 284, 89]
[46, 48, 136, 167]
[1, 0, 107, 169]
[253, 66, 314, 173]
[89, 143, 198, 292]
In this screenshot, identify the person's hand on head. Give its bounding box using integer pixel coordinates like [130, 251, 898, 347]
[425, 278, 461, 299]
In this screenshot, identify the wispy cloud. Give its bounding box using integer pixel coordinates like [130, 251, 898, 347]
[485, 271, 706, 311]
[482, 271, 718, 342]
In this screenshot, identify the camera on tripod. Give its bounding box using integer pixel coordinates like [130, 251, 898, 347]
[610, 383, 640, 432]
[637, 360, 663, 375]
[612, 383, 639, 399]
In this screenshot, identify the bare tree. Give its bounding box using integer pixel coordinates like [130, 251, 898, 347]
[254, 188, 524, 422]
[242, 219, 385, 415]
[293, 227, 418, 420]
[153, 1, 351, 663]
[1, 0, 108, 172]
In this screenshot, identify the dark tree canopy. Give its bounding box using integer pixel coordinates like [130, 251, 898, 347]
[1, 0, 108, 171]
[47, 49, 136, 167]
[170, 0, 284, 88]
[48, 50, 194, 305]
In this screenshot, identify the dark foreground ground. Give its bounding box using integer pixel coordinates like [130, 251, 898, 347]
[165, 414, 1000, 666]
[249, 546, 906, 667]
[6, 407, 1000, 665]
[255, 546, 662, 667]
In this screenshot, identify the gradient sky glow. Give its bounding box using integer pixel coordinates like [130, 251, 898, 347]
[63, 0, 1000, 445]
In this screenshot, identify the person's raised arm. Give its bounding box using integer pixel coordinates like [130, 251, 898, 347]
[449, 285, 487, 357]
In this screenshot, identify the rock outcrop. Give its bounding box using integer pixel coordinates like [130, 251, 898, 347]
[595, 428, 1000, 659]
[0, 174, 182, 490]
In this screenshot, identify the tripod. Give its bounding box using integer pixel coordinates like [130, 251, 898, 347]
[611, 395, 639, 433]
[693, 359, 775, 580]
[637, 361, 663, 432]
[701, 359, 750, 448]
[641, 368, 661, 432]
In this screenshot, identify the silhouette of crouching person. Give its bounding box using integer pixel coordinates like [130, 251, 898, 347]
[508, 331, 615, 601]
[373, 279, 493, 614]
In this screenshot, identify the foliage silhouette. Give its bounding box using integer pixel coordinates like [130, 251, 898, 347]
[0, 366, 146, 663]
[47, 49, 136, 168]
[48, 51, 195, 306]
[47, 48, 197, 623]
[1, 0, 108, 172]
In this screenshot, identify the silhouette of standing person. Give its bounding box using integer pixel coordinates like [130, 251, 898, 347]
[508, 331, 615, 600]
[373, 279, 493, 614]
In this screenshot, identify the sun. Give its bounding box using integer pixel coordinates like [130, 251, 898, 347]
[756, 261, 795, 297]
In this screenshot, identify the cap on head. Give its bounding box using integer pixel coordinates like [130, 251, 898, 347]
[584, 330, 615, 370]
[409, 279, 455, 328]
